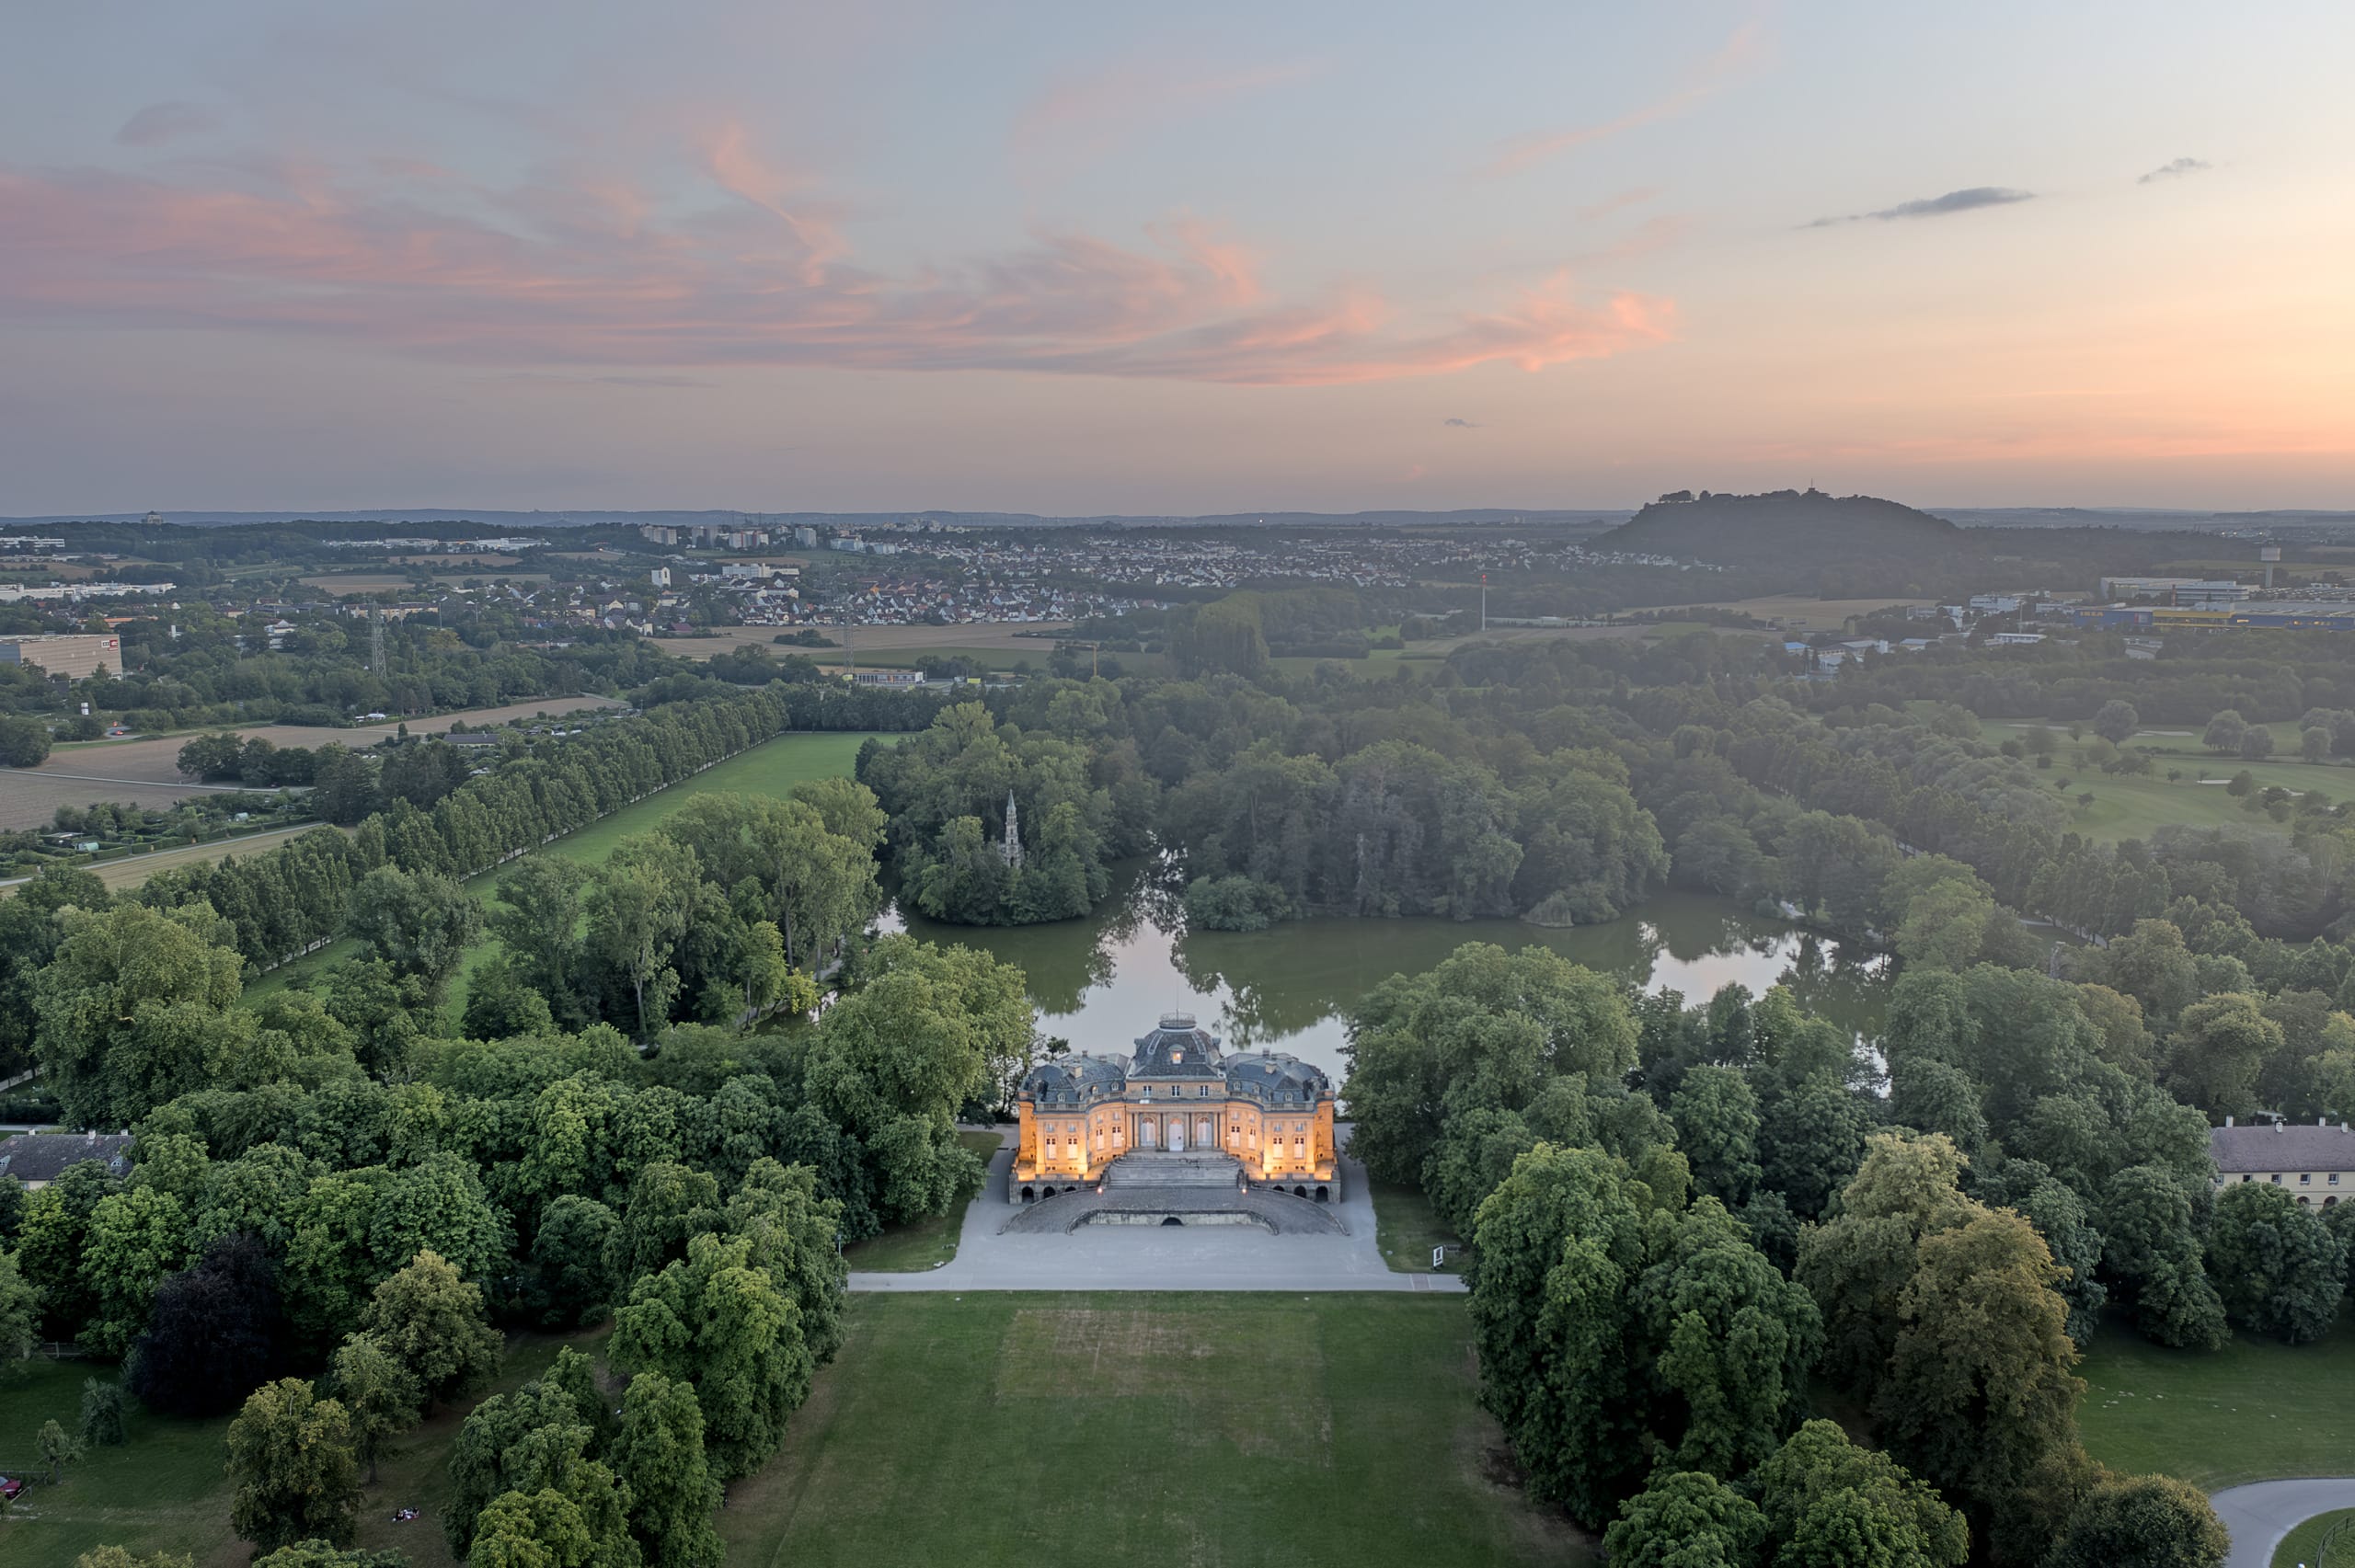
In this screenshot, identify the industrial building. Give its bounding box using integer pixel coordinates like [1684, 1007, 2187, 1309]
[0, 633, 120, 679]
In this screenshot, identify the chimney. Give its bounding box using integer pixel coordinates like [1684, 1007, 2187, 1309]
[2224, 1116, 2234, 1127]
[2276, 1118, 2286, 1134]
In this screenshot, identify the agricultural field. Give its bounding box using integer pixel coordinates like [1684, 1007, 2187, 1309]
[718, 1293, 1588, 1568]
[1976, 717, 2355, 841]
[0, 696, 628, 834]
[2077, 1311, 2355, 1491]
[650, 621, 1074, 663]
[247, 728, 881, 1004]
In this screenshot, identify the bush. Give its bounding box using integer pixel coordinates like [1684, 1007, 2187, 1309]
[0, 715, 53, 768]
[1183, 875, 1290, 933]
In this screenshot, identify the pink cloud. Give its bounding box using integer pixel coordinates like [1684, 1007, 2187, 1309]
[1480, 20, 1764, 178]
[0, 146, 1671, 386]
[1010, 56, 1319, 174]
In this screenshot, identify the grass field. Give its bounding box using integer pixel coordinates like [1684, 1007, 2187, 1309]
[1975, 717, 2355, 841]
[841, 1130, 1005, 1271]
[2077, 1311, 2355, 1490]
[0, 1333, 600, 1568]
[718, 1292, 1589, 1568]
[1369, 1179, 1465, 1274]
[247, 729, 882, 1002]
[2274, 1508, 2355, 1568]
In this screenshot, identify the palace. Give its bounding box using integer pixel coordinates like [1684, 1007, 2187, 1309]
[1011, 1013, 1340, 1204]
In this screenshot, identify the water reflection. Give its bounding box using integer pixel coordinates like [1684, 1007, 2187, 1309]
[889, 866, 1890, 1082]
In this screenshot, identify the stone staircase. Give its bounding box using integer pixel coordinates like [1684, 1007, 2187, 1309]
[1105, 1151, 1244, 1190]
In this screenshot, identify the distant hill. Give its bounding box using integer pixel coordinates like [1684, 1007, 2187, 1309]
[1597, 488, 1961, 568]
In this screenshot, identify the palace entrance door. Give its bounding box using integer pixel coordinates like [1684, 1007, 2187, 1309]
[1168, 1118, 1186, 1153]
[1138, 1118, 1156, 1150]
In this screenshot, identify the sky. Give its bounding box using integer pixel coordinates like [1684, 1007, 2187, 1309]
[2, 0, 2350, 516]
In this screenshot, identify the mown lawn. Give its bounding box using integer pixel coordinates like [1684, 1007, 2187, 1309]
[1369, 1178, 1465, 1275]
[0, 1333, 603, 1568]
[247, 729, 882, 1004]
[2077, 1311, 2355, 1490]
[2274, 1507, 2355, 1568]
[718, 1292, 1589, 1568]
[1974, 717, 2355, 841]
[842, 1130, 1005, 1272]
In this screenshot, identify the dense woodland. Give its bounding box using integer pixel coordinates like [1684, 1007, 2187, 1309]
[17, 601, 2355, 1566]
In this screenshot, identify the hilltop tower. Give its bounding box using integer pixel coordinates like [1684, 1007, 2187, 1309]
[1001, 790, 1025, 869]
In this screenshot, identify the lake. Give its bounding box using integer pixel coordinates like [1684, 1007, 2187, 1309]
[889, 869, 1890, 1083]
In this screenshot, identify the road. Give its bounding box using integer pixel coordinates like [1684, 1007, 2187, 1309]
[2213, 1479, 2355, 1568]
[848, 1138, 1465, 1295]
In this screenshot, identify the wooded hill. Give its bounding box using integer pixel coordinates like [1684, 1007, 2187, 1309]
[1600, 488, 1961, 569]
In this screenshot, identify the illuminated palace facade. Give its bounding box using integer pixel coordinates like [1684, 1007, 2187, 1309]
[1011, 1013, 1340, 1203]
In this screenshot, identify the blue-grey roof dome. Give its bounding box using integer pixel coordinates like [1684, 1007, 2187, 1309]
[1130, 1012, 1224, 1077]
[1224, 1051, 1329, 1102]
[1022, 1053, 1128, 1103]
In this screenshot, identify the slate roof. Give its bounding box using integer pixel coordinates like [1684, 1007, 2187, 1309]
[1026, 1053, 1129, 1104]
[1224, 1051, 1331, 1103]
[2209, 1122, 2355, 1173]
[0, 1131, 132, 1185]
[1129, 1013, 1225, 1079]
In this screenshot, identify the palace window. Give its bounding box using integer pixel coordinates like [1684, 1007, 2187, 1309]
[2303, 1173, 2314, 1185]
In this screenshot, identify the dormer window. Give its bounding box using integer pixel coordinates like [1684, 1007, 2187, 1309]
[1171, 1049, 1183, 1064]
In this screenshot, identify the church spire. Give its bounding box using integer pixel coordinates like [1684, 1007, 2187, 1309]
[1001, 789, 1025, 869]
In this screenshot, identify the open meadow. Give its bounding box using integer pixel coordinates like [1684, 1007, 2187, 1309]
[1977, 717, 2355, 841]
[247, 728, 881, 1002]
[0, 1332, 600, 1568]
[2077, 1310, 2355, 1491]
[718, 1292, 1588, 1568]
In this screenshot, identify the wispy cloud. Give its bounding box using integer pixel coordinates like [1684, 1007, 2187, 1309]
[0, 143, 1673, 387]
[1806, 186, 2035, 228]
[1576, 187, 1661, 223]
[1011, 55, 1318, 177]
[1480, 20, 1763, 178]
[116, 102, 220, 148]
[1443, 417, 1478, 428]
[2140, 157, 2211, 184]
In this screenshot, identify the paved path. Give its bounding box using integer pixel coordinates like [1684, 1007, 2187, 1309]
[849, 1136, 1465, 1295]
[2214, 1480, 2355, 1568]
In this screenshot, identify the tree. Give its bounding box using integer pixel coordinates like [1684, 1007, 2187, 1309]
[2241, 726, 2276, 761]
[1750, 1420, 1968, 1568]
[609, 1231, 810, 1482]
[2164, 993, 2282, 1119]
[79, 1185, 191, 1356]
[251, 1545, 409, 1568]
[33, 901, 248, 1127]
[39, 1415, 84, 1482]
[2202, 710, 2247, 754]
[444, 1377, 592, 1557]
[226, 1379, 362, 1551]
[2092, 700, 2140, 744]
[467, 1489, 597, 1568]
[583, 837, 699, 1040]
[608, 1372, 723, 1568]
[328, 1333, 421, 1484]
[2045, 1473, 2226, 1568]
[130, 1233, 288, 1415]
[1670, 1065, 1762, 1206]
[342, 865, 483, 1000]
[0, 715, 53, 768]
[1603, 1471, 1764, 1568]
[2097, 1163, 2230, 1350]
[358, 1250, 502, 1408]
[2205, 1181, 2349, 1343]
[0, 1247, 40, 1361]
[804, 937, 1029, 1227]
[531, 1196, 622, 1327]
[75, 1551, 197, 1568]
[1875, 1207, 2085, 1528]
[80, 1378, 127, 1447]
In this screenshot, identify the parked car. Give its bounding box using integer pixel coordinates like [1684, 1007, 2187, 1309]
[0, 1473, 26, 1501]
